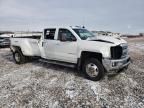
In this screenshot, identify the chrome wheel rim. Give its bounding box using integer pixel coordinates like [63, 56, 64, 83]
[86, 63, 99, 77]
[15, 53, 20, 62]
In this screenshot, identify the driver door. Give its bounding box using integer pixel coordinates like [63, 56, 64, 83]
[54, 29, 78, 63]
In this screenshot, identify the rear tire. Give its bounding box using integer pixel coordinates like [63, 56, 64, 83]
[13, 51, 27, 64]
[82, 58, 104, 81]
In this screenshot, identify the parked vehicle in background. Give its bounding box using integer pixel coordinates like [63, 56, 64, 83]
[0, 34, 10, 47]
[10, 26, 131, 81]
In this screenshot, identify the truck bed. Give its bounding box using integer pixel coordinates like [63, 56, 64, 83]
[10, 36, 41, 57]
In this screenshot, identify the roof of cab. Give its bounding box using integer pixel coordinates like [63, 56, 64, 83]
[44, 26, 85, 30]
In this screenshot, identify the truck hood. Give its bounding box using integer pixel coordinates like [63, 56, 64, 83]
[87, 36, 127, 45]
[79, 36, 127, 58]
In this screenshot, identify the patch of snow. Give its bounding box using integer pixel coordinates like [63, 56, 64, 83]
[49, 77, 58, 84]
[65, 80, 78, 99]
[49, 101, 60, 108]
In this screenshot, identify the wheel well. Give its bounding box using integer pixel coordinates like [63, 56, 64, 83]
[78, 51, 103, 70]
[10, 46, 21, 53]
[81, 51, 102, 62]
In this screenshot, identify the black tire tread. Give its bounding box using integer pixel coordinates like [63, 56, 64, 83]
[13, 50, 27, 64]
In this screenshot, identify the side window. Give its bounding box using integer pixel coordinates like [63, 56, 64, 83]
[44, 29, 56, 40]
[58, 29, 76, 41]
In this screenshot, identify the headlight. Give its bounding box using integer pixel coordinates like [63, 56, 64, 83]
[120, 43, 128, 58]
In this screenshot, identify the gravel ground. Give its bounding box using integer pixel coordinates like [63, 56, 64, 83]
[0, 38, 144, 108]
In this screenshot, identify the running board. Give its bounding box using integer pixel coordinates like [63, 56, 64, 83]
[39, 59, 76, 68]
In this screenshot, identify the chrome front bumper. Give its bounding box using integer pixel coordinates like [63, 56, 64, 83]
[102, 56, 131, 72]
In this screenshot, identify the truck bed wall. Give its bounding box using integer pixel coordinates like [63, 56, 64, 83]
[12, 36, 41, 39]
[10, 38, 41, 57]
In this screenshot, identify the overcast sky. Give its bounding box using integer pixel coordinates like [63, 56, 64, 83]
[0, 0, 144, 34]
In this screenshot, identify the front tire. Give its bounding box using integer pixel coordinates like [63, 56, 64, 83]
[82, 58, 104, 81]
[13, 51, 27, 64]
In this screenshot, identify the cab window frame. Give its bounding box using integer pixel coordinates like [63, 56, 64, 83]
[58, 28, 77, 41]
[44, 28, 56, 40]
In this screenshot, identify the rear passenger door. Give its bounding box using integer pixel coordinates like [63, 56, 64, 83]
[42, 28, 56, 59]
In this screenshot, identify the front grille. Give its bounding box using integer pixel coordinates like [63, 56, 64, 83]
[111, 44, 128, 59]
[111, 45, 122, 59]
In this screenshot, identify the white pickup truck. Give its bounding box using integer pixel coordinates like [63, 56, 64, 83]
[10, 26, 130, 81]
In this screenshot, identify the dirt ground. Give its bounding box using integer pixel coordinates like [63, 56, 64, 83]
[0, 38, 144, 108]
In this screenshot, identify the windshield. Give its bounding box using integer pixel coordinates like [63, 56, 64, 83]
[73, 29, 95, 40]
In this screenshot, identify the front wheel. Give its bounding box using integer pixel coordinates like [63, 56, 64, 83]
[82, 58, 104, 81]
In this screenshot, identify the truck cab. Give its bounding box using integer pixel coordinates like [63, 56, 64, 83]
[40, 27, 80, 63]
[10, 26, 130, 81]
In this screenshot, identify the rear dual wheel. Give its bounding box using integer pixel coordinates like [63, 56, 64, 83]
[13, 51, 27, 64]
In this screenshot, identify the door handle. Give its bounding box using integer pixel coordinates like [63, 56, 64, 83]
[42, 42, 45, 47]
